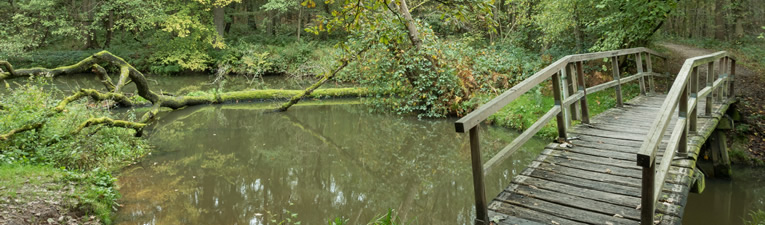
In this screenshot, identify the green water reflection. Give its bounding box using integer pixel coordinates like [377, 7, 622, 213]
[114, 103, 547, 225]
[683, 166, 765, 225]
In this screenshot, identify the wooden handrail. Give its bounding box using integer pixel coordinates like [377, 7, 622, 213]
[455, 47, 665, 225]
[636, 51, 736, 225]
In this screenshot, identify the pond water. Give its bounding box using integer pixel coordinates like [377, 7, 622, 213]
[113, 102, 548, 225]
[683, 165, 765, 225]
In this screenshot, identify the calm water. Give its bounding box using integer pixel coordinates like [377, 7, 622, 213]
[683, 165, 765, 225]
[113, 103, 548, 225]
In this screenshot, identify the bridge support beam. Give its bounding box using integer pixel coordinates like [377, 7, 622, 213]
[690, 167, 706, 193]
[708, 116, 733, 178]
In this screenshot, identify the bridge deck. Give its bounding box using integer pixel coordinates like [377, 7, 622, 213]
[489, 93, 732, 225]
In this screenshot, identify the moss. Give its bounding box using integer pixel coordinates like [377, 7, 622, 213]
[183, 87, 370, 103]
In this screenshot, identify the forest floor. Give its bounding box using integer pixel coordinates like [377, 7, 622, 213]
[0, 165, 101, 225]
[660, 42, 765, 165]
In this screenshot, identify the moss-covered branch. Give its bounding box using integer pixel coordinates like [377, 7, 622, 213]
[4, 51, 371, 112]
[91, 64, 116, 91]
[55, 89, 134, 111]
[0, 61, 16, 78]
[71, 117, 147, 136]
[0, 122, 44, 141]
[278, 61, 349, 111]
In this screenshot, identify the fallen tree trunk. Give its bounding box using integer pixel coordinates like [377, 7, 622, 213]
[1, 51, 371, 142]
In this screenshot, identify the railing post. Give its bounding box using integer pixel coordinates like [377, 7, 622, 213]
[640, 161, 656, 225]
[679, 79, 689, 154]
[721, 58, 728, 99]
[706, 62, 714, 116]
[636, 52, 647, 95]
[561, 67, 572, 128]
[611, 56, 623, 107]
[730, 58, 736, 100]
[565, 63, 580, 121]
[576, 61, 590, 124]
[646, 54, 655, 93]
[690, 67, 698, 134]
[552, 72, 567, 140]
[716, 58, 724, 102]
[468, 126, 488, 225]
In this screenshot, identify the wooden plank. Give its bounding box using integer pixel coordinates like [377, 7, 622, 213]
[489, 201, 586, 225]
[542, 148, 642, 170]
[482, 106, 561, 174]
[509, 183, 642, 221]
[495, 191, 639, 224]
[515, 174, 685, 217]
[488, 211, 550, 225]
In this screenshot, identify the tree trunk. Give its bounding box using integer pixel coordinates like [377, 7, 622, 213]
[714, 0, 726, 40]
[297, 0, 302, 42]
[270, 12, 278, 36]
[104, 10, 114, 48]
[732, 0, 744, 38]
[573, 4, 582, 52]
[83, 0, 99, 49]
[214, 5, 226, 37]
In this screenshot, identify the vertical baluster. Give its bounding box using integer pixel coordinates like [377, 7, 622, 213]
[641, 161, 656, 225]
[561, 67, 572, 128]
[468, 127, 488, 225]
[730, 58, 736, 100]
[566, 63, 580, 121]
[646, 54, 655, 93]
[706, 61, 714, 115]
[576, 61, 590, 124]
[636, 52, 646, 95]
[679, 74, 689, 154]
[716, 58, 724, 102]
[690, 67, 698, 134]
[552, 72, 567, 140]
[612, 56, 623, 107]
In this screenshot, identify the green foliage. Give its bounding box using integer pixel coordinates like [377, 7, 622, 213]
[217, 42, 274, 78]
[745, 209, 765, 225]
[587, 0, 676, 51]
[0, 80, 149, 170]
[0, 79, 150, 222]
[63, 168, 121, 223]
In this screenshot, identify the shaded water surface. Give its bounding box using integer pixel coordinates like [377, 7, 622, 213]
[683, 166, 765, 225]
[114, 103, 547, 225]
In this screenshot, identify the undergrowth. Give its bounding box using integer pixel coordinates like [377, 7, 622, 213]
[0, 78, 150, 223]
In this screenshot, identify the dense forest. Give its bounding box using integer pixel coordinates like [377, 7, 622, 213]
[1, 0, 764, 224]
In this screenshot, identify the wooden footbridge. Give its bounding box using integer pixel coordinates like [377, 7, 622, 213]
[455, 48, 737, 225]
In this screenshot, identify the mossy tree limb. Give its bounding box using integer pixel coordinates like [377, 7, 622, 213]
[0, 122, 44, 141]
[71, 117, 147, 136]
[55, 88, 134, 111]
[91, 64, 116, 91]
[277, 60, 349, 112]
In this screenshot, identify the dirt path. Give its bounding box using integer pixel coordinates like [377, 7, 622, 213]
[659, 42, 765, 164]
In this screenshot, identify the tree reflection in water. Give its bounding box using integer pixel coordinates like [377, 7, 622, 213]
[115, 102, 548, 225]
